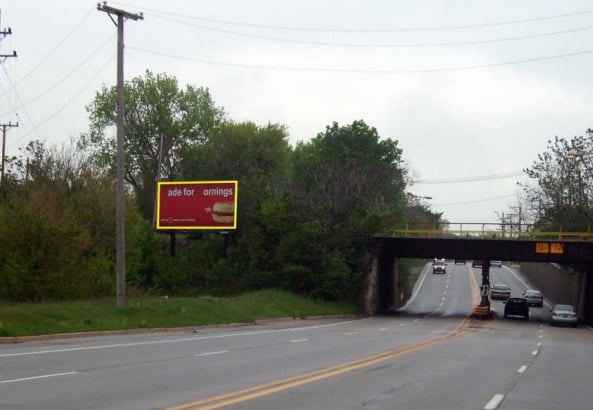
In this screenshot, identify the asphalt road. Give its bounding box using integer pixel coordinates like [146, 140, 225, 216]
[1, 262, 592, 410]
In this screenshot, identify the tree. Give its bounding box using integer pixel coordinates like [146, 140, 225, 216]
[288, 120, 408, 299]
[181, 121, 292, 230]
[80, 70, 226, 219]
[522, 129, 593, 231]
[167, 121, 293, 291]
[0, 141, 144, 301]
[404, 193, 443, 227]
[293, 120, 407, 233]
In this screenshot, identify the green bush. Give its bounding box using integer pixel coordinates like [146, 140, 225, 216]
[312, 254, 350, 300]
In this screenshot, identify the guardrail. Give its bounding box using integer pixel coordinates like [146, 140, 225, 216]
[389, 223, 593, 240]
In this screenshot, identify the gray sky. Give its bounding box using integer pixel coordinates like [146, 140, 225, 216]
[1, 1, 592, 223]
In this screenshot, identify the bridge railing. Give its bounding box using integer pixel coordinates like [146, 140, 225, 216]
[390, 222, 593, 240]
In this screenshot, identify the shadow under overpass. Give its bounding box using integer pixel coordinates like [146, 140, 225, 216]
[364, 236, 593, 316]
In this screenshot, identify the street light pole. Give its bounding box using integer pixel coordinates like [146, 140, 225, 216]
[97, 2, 143, 309]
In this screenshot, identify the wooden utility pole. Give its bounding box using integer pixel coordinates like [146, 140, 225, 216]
[1, 13, 18, 188]
[1, 122, 18, 186]
[97, 2, 143, 309]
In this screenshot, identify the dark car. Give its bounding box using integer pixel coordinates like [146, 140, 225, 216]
[504, 297, 529, 319]
[454, 259, 466, 265]
[471, 260, 483, 267]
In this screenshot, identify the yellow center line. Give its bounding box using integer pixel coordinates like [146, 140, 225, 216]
[165, 318, 471, 410]
[166, 265, 490, 410]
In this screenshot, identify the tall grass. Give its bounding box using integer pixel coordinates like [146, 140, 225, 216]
[0, 289, 360, 337]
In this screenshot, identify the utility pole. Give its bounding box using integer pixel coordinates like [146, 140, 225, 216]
[97, 2, 143, 309]
[1, 13, 18, 188]
[1, 122, 18, 186]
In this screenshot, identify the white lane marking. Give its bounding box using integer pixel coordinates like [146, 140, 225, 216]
[345, 331, 358, 335]
[0, 371, 76, 384]
[518, 365, 528, 373]
[194, 350, 228, 357]
[484, 394, 505, 409]
[537, 342, 542, 346]
[539, 335, 543, 339]
[379, 328, 388, 332]
[290, 338, 309, 343]
[403, 264, 430, 307]
[0, 319, 364, 358]
[532, 350, 539, 356]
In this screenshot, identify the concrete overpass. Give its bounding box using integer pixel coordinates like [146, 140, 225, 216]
[364, 236, 593, 318]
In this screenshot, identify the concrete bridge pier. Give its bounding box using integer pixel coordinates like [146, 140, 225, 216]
[363, 252, 398, 315]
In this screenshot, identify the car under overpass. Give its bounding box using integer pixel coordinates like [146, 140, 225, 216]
[363, 236, 593, 322]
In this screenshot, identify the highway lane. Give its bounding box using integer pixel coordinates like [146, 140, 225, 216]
[403, 260, 479, 318]
[481, 263, 553, 322]
[1, 261, 592, 409]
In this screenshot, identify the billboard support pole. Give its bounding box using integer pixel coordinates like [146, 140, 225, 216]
[221, 231, 229, 258]
[170, 231, 176, 257]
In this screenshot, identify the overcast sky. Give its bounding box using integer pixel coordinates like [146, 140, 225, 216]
[1, 1, 592, 223]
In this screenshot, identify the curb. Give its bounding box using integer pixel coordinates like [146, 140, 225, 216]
[0, 314, 360, 344]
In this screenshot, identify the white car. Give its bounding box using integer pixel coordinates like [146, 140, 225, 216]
[432, 259, 447, 274]
[522, 289, 543, 307]
[550, 304, 578, 327]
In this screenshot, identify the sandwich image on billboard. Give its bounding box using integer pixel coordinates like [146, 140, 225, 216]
[156, 180, 238, 230]
[212, 201, 235, 224]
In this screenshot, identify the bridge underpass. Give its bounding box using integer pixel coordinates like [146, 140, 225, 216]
[364, 236, 593, 322]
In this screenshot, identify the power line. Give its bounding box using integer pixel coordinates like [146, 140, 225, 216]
[434, 193, 517, 207]
[111, 2, 593, 33]
[413, 171, 525, 184]
[0, 33, 114, 116]
[151, 15, 593, 49]
[0, 63, 42, 144]
[127, 46, 593, 74]
[9, 8, 95, 88]
[10, 53, 115, 149]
